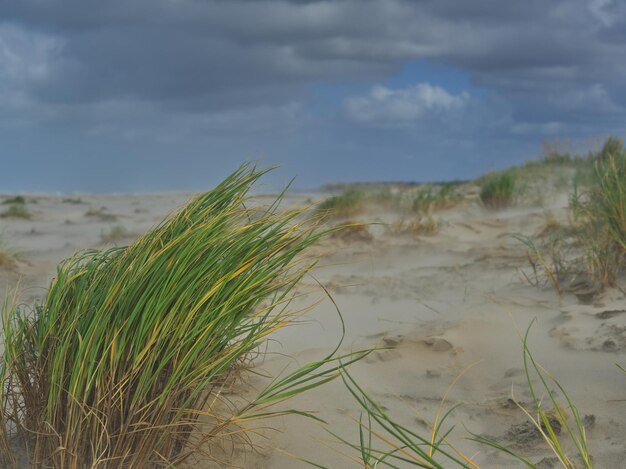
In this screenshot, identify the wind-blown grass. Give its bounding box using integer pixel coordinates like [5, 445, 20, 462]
[587, 142, 626, 253]
[516, 137, 625, 294]
[480, 171, 516, 209]
[412, 184, 462, 215]
[329, 369, 479, 469]
[571, 147, 626, 288]
[318, 189, 364, 219]
[0, 165, 362, 468]
[470, 323, 592, 469]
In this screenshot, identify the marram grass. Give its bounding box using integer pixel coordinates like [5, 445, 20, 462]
[0, 165, 362, 468]
[480, 170, 516, 209]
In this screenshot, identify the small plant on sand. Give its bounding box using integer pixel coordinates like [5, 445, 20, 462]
[412, 184, 462, 215]
[85, 207, 117, 222]
[569, 138, 626, 288]
[318, 189, 364, 219]
[0, 204, 32, 220]
[597, 135, 623, 162]
[389, 217, 439, 237]
[480, 170, 516, 209]
[1, 196, 26, 205]
[329, 222, 374, 243]
[0, 237, 18, 269]
[470, 323, 592, 469]
[62, 197, 83, 204]
[0, 165, 363, 468]
[517, 136, 625, 295]
[327, 370, 480, 469]
[586, 139, 626, 252]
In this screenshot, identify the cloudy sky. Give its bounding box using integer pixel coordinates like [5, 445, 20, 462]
[1, 0, 625, 192]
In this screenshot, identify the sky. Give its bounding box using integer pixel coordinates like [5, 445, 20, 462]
[1, 0, 625, 192]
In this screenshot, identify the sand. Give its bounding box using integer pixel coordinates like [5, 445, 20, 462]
[0, 189, 624, 468]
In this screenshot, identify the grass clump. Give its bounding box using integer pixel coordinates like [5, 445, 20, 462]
[389, 217, 439, 237]
[1, 196, 26, 205]
[0, 204, 32, 220]
[85, 207, 118, 222]
[571, 145, 626, 288]
[318, 189, 364, 219]
[586, 139, 626, 252]
[0, 165, 358, 468]
[0, 237, 18, 269]
[480, 170, 516, 209]
[567, 136, 625, 289]
[62, 197, 83, 204]
[516, 136, 626, 294]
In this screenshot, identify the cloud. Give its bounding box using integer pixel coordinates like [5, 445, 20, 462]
[0, 0, 625, 191]
[2, 0, 624, 118]
[343, 83, 469, 127]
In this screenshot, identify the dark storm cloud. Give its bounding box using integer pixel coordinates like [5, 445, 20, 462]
[0, 0, 624, 192]
[2, 0, 624, 115]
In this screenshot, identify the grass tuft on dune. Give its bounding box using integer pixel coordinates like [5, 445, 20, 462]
[0, 164, 360, 468]
[480, 170, 516, 209]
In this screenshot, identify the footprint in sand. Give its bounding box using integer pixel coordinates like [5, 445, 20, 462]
[551, 309, 626, 353]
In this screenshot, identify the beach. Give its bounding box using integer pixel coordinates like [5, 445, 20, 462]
[0, 184, 624, 468]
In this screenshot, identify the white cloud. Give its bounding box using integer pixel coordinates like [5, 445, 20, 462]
[342, 83, 469, 126]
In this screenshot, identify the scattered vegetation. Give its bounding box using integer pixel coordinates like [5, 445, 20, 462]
[0, 204, 33, 220]
[480, 170, 517, 209]
[62, 197, 83, 204]
[85, 207, 118, 222]
[319, 183, 463, 220]
[0, 166, 363, 468]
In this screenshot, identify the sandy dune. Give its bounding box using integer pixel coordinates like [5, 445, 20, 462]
[0, 189, 624, 468]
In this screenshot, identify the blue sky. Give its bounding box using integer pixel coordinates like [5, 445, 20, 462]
[1, 0, 625, 192]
